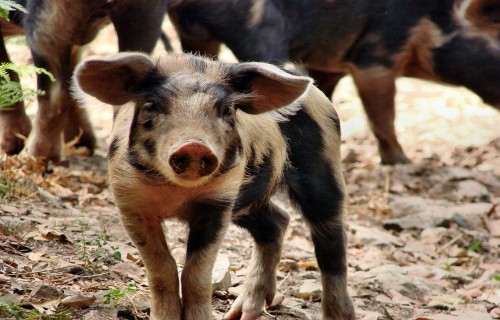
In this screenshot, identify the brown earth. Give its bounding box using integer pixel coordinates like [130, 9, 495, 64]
[0, 20, 499, 320]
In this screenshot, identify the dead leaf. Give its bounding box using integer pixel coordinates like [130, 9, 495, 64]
[109, 261, 144, 282]
[27, 251, 46, 262]
[61, 293, 96, 308]
[298, 260, 318, 271]
[485, 219, 500, 237]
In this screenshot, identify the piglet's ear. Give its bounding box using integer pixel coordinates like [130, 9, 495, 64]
[465, 0, 500, 31]
[74, 52, 157, 105]
[228, 62, 313, 114]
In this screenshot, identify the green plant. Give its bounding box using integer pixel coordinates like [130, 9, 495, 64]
[111, 244, 122, 260]
[103, 282, 138, 306]
[0, 0, 26, 20]
[1, 1, 54, 110]
[0, 171, 23, 198]
[468, 240, 482, 252]
[0, 62, 54, 109]
[0, 174, 13, 196]
[73, 220, 121, 271]
[0, 302, 71, 320]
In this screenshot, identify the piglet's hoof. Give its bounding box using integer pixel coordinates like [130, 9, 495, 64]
[22, 133, 63, 163]
[0, 110, 31, 155]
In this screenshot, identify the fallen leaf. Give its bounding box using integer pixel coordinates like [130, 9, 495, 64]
[61, 293, 96, 308]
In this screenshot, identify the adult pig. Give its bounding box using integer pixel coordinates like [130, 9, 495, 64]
[168, 0, 500, 164]
[0, 0, 167, 161]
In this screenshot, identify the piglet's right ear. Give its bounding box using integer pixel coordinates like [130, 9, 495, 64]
[75, 53, 156, 105]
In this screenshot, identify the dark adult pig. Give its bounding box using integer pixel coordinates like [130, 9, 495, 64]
[168, 0, 500, 164]
[0, 0, 167, 161]
[74, 52, 355, 320]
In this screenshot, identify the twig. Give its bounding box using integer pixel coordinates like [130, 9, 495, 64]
[20, 221, 37, 240]
[273, 306, 312, 320]
[437, 234, 463, 253]
[277, 271, 291, 289]
[77, 272, 109, 278]
[384, 172, 391, 201]
[380, 305, 395, 320]
[262, 308, 277, 319]
[126, 293, 149, 319]
[11, 264, 75, 276]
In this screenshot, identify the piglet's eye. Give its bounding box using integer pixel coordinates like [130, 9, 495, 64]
[221, 105, 235, 118]
[143, 102, 163, 113]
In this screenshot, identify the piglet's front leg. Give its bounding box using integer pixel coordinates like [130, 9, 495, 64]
[181, 201, 232, 320]
[226, 203, 290, 320]
[120, 211, 182, 320]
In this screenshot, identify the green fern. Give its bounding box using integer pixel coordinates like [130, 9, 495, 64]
[0, 62, 55, 82]
[0, 1, 54, 109]
[0, 63, 54, 109]
[0, 0, 27, 21]
[0, 80, 45, 109]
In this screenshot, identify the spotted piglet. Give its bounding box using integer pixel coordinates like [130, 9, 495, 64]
[73, 52, 354, 320]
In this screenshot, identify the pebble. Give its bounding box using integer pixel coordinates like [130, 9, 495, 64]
[293, 279, 322, 300]
[212, 253, 231, 293]
[30, 284, 63, 300]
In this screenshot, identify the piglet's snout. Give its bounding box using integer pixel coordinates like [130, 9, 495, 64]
[169, 141, 219, 179]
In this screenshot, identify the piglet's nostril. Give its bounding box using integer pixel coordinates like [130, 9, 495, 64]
[199, 155, 218, 176]
[170, 153, 190, 174]
[169, 142, 219, 178]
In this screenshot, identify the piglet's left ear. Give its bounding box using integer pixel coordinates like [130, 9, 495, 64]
[228, 62, 313, 114]
[74, 52, 157, 105]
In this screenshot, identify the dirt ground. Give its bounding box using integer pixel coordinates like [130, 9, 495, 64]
[0, 20, 499, 320]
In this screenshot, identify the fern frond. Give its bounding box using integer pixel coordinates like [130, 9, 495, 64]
[0, 62, 55, 81]
[0, 80, 23, 109]
[0, 64, 10, 81]
[0, 0, 27, 20]
[0, 80, 44, 109]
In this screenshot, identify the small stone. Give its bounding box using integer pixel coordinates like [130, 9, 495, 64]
[350, 224, 404, 246]
[366, 265, 437, 300]
[293, 279, 322, 300]
[388, 195, 430, 218]
[486, 219, 500, 237]
[375, 294, 392, 304]
[278, 259, 299, 272]
[0, 293, 24, 305]
[427, 294, 462, 306]
[454, 180, 490, 202]
[442, 167, 474, 181]
[420, 227, 448, 244]
[82, 307, 118, 320]
[384, 203, 493, 231]
[31, 285, 63, 300]
[212, 254, 231, 293]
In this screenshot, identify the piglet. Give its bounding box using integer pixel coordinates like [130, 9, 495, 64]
[74, 52, 354, 320]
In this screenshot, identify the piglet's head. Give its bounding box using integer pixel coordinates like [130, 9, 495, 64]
[74, 52, 311, 187]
